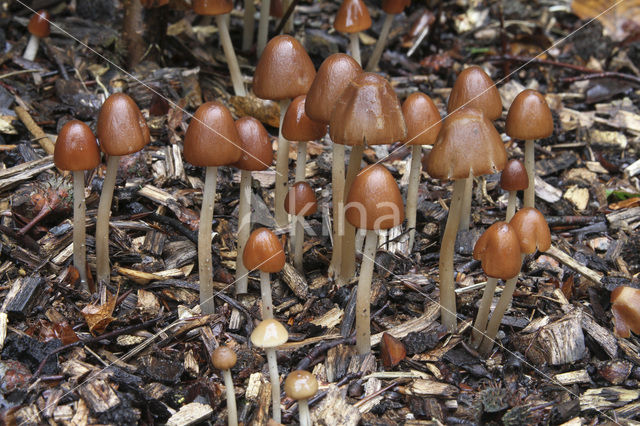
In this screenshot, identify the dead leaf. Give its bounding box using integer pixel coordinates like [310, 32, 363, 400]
[571, 0, 640, 41]
[81, 289, 118, 335]
[228, 95, 280, 128]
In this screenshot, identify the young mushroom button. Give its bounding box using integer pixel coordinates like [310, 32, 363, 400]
[244, 228, 285, 320]
[23, 10, 50, 61]
[284, 370, 318, 426]
[211, 346, 238, 426]
[334, 0, 372, 64]
[500, 159, 529, 222]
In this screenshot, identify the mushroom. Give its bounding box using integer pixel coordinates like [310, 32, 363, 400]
[211, 346, 238, 426]
[253, 35, 316, 227]
[401, 92, 442, 251]
[242, 0, 255, 51]
[345, 164, 404, 354]
[284, 182, 318, 273]
[251, 318, 289, 422]
[505, 89, 554, 209]
[256, 0, 271, 55]
[284, 370, 318, 426]
[53, 120, 101, 289]
[365, 0, 411, 71]
[333, 0, 372, 65]
[425, 107, 506, 331]
[96, 93, 150, 288]
[610, 286, 640, 338]
[233, 117, 274, 294]
[184, 102, 242, 314]
[23, 10, 50, 62]
[500, 159, 528, 222]
[243, 227, 286, 319]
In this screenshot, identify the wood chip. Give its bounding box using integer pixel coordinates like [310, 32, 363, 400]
[398, 379, 458, 397]
[580, 386, 640, 411]
[166, 402, 213, 426]
[311, 384, 361, 426]
[554, 370, 591, 385]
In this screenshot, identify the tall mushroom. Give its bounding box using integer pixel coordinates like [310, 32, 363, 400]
[211, 346, 238, 426]
[284, 182, 317, 273]
[184, 102, 242, 314]
[365, 0, 410, 71]
[23, 10, 50, 62]
[500, 159, 528, 222]
[334, 0, 372, 65]
[284, 370, 318, 426]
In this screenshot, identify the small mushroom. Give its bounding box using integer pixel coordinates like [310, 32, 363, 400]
[23, 10, 50, 61]
[365, 0, 411, 71]
[211, 346, 238, 426]
[284, 370, 318, 426]
[333, 0, 372, 65]
[610, 286, 640, 338]
[499, 159, 528, 221]
[284, 182, 318, 273]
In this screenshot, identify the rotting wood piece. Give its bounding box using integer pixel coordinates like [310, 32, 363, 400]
[579, 386, 640, 411]
[281, 262, 309, 299]
[310, 384, 361, 426]
[5, 276, 44, 321]
[166, 402, 213, 426]
[77, 378, 121, 413]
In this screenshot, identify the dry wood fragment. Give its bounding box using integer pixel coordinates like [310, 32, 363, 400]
[534, 176, 562, 203]
[370, 303, 440, 346]
[579, 386, 640, 411]
[614, 401, 640, 419]
[4, 276, 44, 320]
[580, 312, 618, 359]
[281, 262, 309, 299]
[398, 378, 458, 397]
[311, 384, 361, 426]
[607, 207, 640, 229]
[554, 370, 591, 385]
[0, 156, 55, 192]
[166, 402, 213, 426]
[254, 376, 273, 425]
[617, 339, 640, 366]
[545, 245, 604, 285]
[78, 379, 121, 413]
[326, 344, 358, 382]
[10, 404, 42, 425]
[14, 106, 56, 155]
[311, 306, 344, 328]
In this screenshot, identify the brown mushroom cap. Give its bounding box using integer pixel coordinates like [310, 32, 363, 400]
[425, 107, 506, 180]
[282, 96, 327, 142]
[211, 346, 237, 370]
[97, 93, 150, 156]
[382, 0, 411, 14]
[447, 66, 502, 121]
[284, 370, 318, 400]
[192, 0, 233, 15]
[345, 164, 405, 230]
[250, 318, 289, 348]
[508, 207, 551, 254]
[500, 159, 529, 191]
[402, 92, 442, 146]
[334, 0, 372, 33]
[243, 228, 286, 273]
[505, 89, 554, 140]
[54, 120, 101, 171]
[611, 286, 640, 338]
[28, 10, 50, 38]
[183, 101, 242, 167]
[329, 73, 406, 146]
[232, 116, 273, 171]
[284, 182, 317, 216]
[305, 53, 362, 124]
[253, 35, 316, 101]
[472, 222, 522, 279]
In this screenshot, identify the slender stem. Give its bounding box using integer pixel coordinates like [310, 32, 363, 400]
[260, 271, 273, 319]
[23, 35, 39, 61]
[199, 166, 218, 315]
[236, 170, 252, 294]
[329, 143, 345, 280]
[266, 348, 281, 422]
[365, 13, 394, 71]
[293, 215, 304, 273]
[439, 179, 466, 332]
[406, 145, 422, 251]
[274, 99, 291, 227]
[524, 139, 535, 208]
[340, 145, 364, 283]
[73, 170, 88, 289]
[257, 0, 271, 57]
[506, 190, 517, 222]
[216, 15, 246, 97]
[349, 32, 361, 65]
[458, 174, 473, 231]
[222, 369, 238, 426]
[356, 229, 378, 354]
[298, 399, 310, 426]
[470, 277, 498, 347]
[295, 141, 307, 183]
[96, 155, 120, 288]
[242, 0, 256, 51]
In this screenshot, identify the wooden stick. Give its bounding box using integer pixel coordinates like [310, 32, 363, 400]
[14, 106, 56, 155]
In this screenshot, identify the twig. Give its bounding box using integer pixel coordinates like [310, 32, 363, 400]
[14, 106, 56, 155]
[561, 72, 640, 85]
[273, 0, 302, 35]
[295, 336, 356, 371]
[545, 245, 603, 286]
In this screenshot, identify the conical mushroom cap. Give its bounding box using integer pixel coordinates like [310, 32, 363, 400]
[193, 0, 232, 15]
[184, 102, 242, 167]
[611, 286, 640, 338]
[211, 346, 237, 370]
[233, 116, 273, 171]
[382, 0, 411, 14]
[329, 73, 406, 146]
[334, 0, 372, 33]
[500, 159, 528, 191]
[253, 35, 316, 101]
[402, 92, 442, 146]
[473, 222, 521, 279]
[284, 182, 317, 216]
[508, 207, 550, 254]
[305, 53, 362, 124]
[345, 164, 404, 230]
[425, 107, 506, 180]
[282, 96, 327, 142]
[284, 370, 318, 400]
[97, 93, 150, 156]
[447, 66, 502, 121]
[28, 10, 50, 38]
[54, 120, 101, 171]
[251, 318, 288, 348]
[243, 228, 286, 273]
[505, 89, 553, 140]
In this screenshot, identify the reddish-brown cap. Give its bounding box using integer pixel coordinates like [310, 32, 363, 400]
[233, 117, 273, 171]
[425, 107, 506, 180]
[243, 228, 286, 273]
[253, 35, 316, 101]
[382, 0, 411, 14]
[28, 10, 50, 38]
[334, 0, 372, 33]
[508, 207, 551, 254]
[402, 92, 442, 146]
[447, 66, 502, 121]
[284, 370, 318, 400]
[500, 159, 528, 191]
[97, 93, 150, 156]
[54, 120, 101, 171]
[284, 182, 317, 216]
[270, 0, 283, 18]
[211, 346, 237, 370]
[330, 73, 406, 146]
[473, 222, 521, 279]
[282, 96, 327, 142]
[192, 0, 232, 15]
[184, 102, 242, 167]
[505, 89, 554, 140]
[611, 286, 640, 338]
[345, 165, 404, 230]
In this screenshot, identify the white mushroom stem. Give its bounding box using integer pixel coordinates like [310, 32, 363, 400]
[72, 170, 88, 289]
[236, 169, 252, 294]
[216, 14, 246, 97]
[505, 190, 517, 222]
[23, 35, 40, 62]
[265, 348, 282, 422]
[406, 145, 422, 251]
[365, 12, 394, 72]
[292, 215, 304, 272]
[242, 0, 256, 51]
[470, 277, 498, 347]
[458, 174, 473, 231]
[221, 369, 238, 426]
[355, 229, 378, 354]
[274, 99, 291, 227]
[199, 166, 219, 315]
[340, 144, 365, 284]
[329, 143, 345, 280]
[349, 32, 361, 65]
[260, 271, 274, 319]
[96, 155, 120, 288]
[295, 141, 307, 183]
[257, 0, 271, 56]
[298, 399, 311, 426]
[524, 139, 535, 208]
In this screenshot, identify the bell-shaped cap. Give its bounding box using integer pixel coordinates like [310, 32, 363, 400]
[250, 318, 289, 348]
[611, 286, 640, 338]
[282, 96, 327, 142]
[284, 370, 318, 400]
[211, 346, 237, 370]
[506, 89, 553, 140]
[334, 0, 372, 33]
[473, 222, 521, 279]
[253, 35, 316, 101]
[345, 164, 404, 230]
[500, 159, 528, 191]
[330, 73, 406, 146]
[28, 10, 50, 38]
[508, 207, 551, 254]
[233, 116, 273, 171]
[97, 93, 150, 156]
[425, 107, 506, 180]
[284, 182, 317, 216]
[54, 120, 101, 171]
[305, 53, 362, 124]
[447, 66, 502, 121]
[382, 0, 411, 14]
[243, 228, 286, 273]
[193, 0, 233, 15]
[184, 101, 242, 167]
[402, 92, 442, 146]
